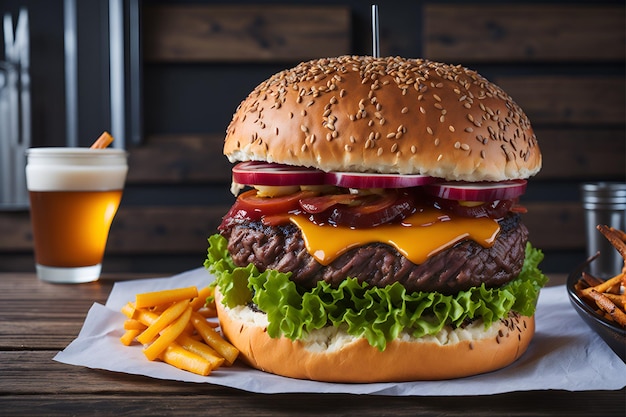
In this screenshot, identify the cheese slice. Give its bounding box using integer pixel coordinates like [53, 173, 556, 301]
[289, 208, 500, 266]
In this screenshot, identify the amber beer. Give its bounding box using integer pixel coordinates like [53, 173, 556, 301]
[26, 148, 128, 283]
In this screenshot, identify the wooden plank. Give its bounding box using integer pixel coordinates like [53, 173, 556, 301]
[127, 134, 231, 184]
[495, 76, 625, 126]
[533, 128, 625, 180]
[143, 5, 351, 62]
[424, 5, 625, 62]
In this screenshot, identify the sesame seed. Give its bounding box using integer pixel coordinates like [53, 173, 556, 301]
[401, 107, 409, 114]
[387, 132, 396, 139]
[391, 143, 398, 153]
[433, 94, 442, 102]
[465, 127, 474, 133]
[449, 125, 455, 132]
[437, 154, 443, 161]
[345, 144, 352, 152]
[365, 138, 374, 148]
[368, 132, 375, 141]
[426, 127, 433, 135]
[454, 141, 461, 149]
[395, 132, 403, 139]
[301, 125, 308, 133]
[410, 145, 417, 153]
[461, 143, 470, 151]
[434, 138, 440, 146]
[377, 148, 384, 156]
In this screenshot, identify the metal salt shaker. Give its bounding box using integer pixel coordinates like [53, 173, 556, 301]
[581, 182, 626, 278]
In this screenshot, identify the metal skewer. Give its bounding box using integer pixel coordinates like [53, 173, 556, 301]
[371, 4, 380, 58]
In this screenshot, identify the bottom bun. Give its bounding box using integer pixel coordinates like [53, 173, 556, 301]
[215, 288, 535, 382]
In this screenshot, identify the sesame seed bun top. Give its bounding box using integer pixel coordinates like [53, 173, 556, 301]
[223, 55, 542, 182]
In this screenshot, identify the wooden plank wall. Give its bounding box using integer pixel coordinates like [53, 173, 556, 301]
[0, 1, 624, 276]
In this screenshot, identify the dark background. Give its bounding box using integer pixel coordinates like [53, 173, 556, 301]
[0, 0, 624, 276]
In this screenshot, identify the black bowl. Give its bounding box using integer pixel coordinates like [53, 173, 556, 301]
[566, 268, 626, 362]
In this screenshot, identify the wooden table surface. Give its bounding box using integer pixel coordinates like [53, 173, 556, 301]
[1, 272, 624, 416]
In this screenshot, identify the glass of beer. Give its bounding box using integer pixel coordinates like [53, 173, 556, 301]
[25, 148, 128, 283]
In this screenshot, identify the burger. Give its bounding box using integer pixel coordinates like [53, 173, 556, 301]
[205, 55, 548, 382]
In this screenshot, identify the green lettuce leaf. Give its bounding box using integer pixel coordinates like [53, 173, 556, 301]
[204, 234, 548, 351]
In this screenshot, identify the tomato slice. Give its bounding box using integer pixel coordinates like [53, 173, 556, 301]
[218, 189, 318, 229]
[235, 189, 317, 216]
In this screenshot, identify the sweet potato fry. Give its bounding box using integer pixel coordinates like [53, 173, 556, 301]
[581, 274, 623, 298]
[588, 289, 626, 327]
[597, 225, 626, 259]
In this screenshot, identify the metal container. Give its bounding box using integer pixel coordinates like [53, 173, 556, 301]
[581, 182, 626, 278]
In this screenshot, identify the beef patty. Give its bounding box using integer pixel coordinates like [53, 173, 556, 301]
[221, 214, 528, 295]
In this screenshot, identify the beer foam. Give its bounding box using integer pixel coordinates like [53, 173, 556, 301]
[26, 148, 128, 191]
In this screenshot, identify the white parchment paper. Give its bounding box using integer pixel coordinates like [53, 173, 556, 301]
[54, 267, 626, 395]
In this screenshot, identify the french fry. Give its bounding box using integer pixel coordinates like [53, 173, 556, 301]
[177, 334, 225, 370]
[576, 225, 626, 329]
[135, 286, 198, 309]
[581, 274, 623, 298]
[597, 225, 626, 259]
[143, 306, 192, 361]
[120, 329, 142, 346]
[191, 312, 239, 365]
[123, 319, 147, 331]
[195, 306, 218, 319]
[134, 308, 159, 327]
[120, 284, 238, 376]
[136, 299, 190, 345]
[160, 343, 212, 376]
[90, 131, 114, 149]
[190, 286, 214, 311]
[121, 302, 136, 319]
[588, 290, 626, 327]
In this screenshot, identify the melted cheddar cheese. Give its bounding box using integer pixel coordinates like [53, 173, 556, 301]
[289, 208, 500, 266]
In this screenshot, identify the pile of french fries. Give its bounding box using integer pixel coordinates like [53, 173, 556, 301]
[120, 285, 239, 376]
[575, 225, 626, 328]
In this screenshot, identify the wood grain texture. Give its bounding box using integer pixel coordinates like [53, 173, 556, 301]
[424, 5, 625, 62]
[143, 5, 351, 62]
[0, 270, 621, 417]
